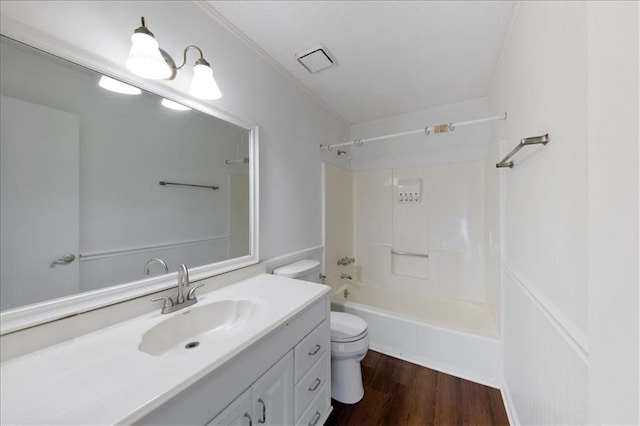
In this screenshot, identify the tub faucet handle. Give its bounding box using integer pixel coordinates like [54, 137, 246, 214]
[340, 273, 352, 280]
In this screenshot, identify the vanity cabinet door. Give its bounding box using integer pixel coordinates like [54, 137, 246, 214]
[206, 389, 252, 426]
[251, 350, 294, 426]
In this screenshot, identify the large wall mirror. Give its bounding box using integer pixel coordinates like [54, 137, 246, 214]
[0, 35, 258, 329]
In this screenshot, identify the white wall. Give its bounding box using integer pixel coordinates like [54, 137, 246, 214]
[0, 1, 350, 266]
[587, 2, 639, 423]
[492, 2, 639, 424]
[349, 97, 494, 171]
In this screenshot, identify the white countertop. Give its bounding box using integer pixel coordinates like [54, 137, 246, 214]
[0, 274, 329, 425]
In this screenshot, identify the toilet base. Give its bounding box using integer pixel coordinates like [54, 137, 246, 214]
[331, 357, 364, 404]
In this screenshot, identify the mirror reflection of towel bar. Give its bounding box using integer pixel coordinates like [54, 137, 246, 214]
[391, 250, 429, 258]
[159, 181, 219, 190]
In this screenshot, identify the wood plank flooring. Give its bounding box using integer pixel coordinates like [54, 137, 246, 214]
[326, 351, 509, 426]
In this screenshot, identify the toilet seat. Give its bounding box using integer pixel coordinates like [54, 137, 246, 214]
[331, 312, 368, 342]
[332, 329, 368, 343]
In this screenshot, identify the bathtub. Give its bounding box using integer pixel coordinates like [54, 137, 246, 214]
[330, 283, 502, 387]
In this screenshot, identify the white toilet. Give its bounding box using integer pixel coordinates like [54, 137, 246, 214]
[272, 259, 369, 404]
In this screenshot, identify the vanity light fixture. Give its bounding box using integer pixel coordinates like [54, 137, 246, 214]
[98, 75, 142, 95]
[161, 98, 191, 111]
[125, 17, 222, 100]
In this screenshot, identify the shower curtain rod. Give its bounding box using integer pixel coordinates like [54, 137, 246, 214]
[320, 113, 507, 151]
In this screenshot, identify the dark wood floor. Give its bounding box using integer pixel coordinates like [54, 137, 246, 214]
[326, 351, 509, 426]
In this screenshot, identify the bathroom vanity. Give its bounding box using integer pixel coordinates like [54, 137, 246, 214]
[0, 274, 331, 425]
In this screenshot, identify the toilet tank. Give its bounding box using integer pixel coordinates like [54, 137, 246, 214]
[272, 259, 321, 283]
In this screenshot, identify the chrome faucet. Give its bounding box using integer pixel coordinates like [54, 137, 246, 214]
[151, 263, 204, 314]
[340, 273, 353, 280]
[177, 263, 189, 304]
[143, 258, 169, 275]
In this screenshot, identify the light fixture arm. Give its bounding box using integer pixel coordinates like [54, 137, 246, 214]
[175, 45, 210, 70]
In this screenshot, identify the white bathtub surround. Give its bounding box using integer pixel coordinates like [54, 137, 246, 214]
[332, 284, 497, 339]
[391, 168, 429, 280]
[331, 284, 500, 387]
[322, 163, 355, 287]
[350, 163, 489, 305]
[323, 120, 502, 385]
[0, 274, 330, 424]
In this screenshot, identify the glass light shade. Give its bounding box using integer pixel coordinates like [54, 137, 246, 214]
[161, 98, 191, 111]
[98, 76, 141, 95]
[189, 63, 222, 100]
[125, 32, 172, 80]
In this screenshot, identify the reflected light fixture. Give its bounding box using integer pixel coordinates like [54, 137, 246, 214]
[125, 17, 222, 100]
[98, 75, 142, 95]
[161, 98, 191, 111]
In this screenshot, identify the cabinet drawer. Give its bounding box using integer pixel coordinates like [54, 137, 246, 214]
[295, 384, 328, 426]
[294, 320, 329, 383]
[294, 352, 329, 420]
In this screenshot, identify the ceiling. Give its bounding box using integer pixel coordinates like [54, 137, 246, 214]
[204, 1, 516, 124]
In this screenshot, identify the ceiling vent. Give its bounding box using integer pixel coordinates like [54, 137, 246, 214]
[295, 44, 336, 73]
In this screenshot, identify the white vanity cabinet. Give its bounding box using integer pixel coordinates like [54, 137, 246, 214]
[293, 321, 330, 425]
[137, 294, 331, 426]
[207, 351, 294, 426]
[0, 274, 331, 426]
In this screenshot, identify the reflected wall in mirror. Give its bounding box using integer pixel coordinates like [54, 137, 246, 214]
[0, 35, 254, 312]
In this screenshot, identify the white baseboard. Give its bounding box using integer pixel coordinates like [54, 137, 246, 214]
[501, 382, 519, 426]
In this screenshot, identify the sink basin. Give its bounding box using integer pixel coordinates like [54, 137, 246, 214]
[138, 299, 258, 356]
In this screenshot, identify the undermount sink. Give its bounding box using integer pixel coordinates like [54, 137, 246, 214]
[138, 299, 258, 356]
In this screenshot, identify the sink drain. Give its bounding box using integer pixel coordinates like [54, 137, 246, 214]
[185, 341, 200, 349]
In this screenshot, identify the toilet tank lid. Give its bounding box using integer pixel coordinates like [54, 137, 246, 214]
[331, 312, 367, 339]
[272, 259, 321, 278]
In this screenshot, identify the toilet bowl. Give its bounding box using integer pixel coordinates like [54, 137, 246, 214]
[330, 311, 369, 403]
[272, 259, 370, 404]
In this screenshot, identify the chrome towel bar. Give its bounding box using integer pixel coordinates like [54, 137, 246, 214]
[391, 250, 429, 258]
[496, 133, 549, 168]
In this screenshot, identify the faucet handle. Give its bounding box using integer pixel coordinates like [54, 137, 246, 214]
[151, 296, 174, 310]
[187, 283, 205, 301]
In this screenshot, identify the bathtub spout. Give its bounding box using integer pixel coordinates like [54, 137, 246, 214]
[344, 289, 350, 298]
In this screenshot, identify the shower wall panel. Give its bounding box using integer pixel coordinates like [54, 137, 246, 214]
[352, 161, 486, 304]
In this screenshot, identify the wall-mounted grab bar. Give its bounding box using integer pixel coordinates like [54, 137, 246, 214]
[159, 181, 219, 190]
[496, 133, 550, 168]
[391, 249, 429, 258]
